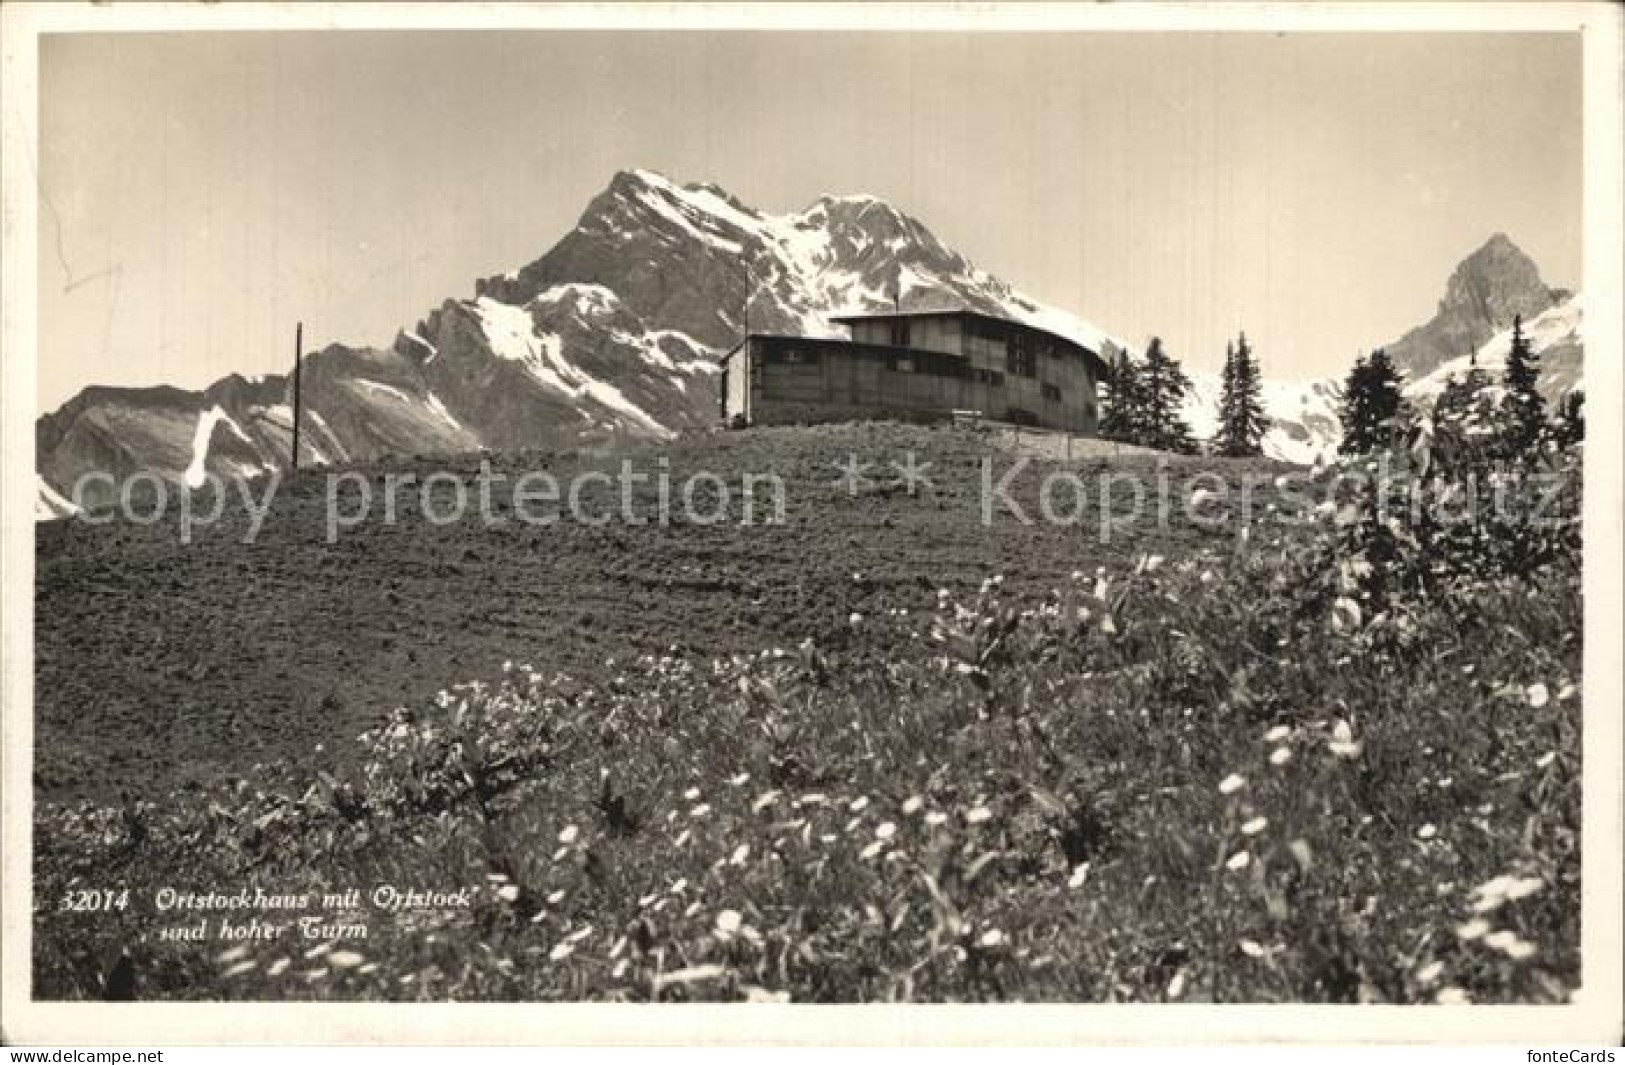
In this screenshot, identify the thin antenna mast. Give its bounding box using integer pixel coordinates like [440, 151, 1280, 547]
[291, 321, 303, 471]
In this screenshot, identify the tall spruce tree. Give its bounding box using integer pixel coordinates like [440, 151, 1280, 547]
[1338, 347, 1404, 455]
[1499, 314, 1546, 456]
[1338, 354, 1373, 455]
[1100, 348, 1148, 445]
[1139, 337, 1197, 455]
[1215, 331, 1269, 457]
[1217, 341, 1237, 446]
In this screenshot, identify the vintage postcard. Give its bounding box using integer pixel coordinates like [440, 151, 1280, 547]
[2, 0, 1620, 1047]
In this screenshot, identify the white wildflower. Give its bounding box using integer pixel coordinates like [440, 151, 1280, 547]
[1482, 930, 1537, 960]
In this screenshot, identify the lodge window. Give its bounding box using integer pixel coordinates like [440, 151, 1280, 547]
[890, 356, 915, 373]
[890, 321, 911, 348]
[1041, 382, 1063, 402]
[1007, 333, 1036, 378]
[973, 368, 1007, 387]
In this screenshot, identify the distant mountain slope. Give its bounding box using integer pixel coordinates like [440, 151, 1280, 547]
[1183, 374, 1344, 467]
[1403, 294, 1584, 406]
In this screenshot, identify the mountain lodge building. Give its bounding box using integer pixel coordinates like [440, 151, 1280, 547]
[719, 308, 1107, 434]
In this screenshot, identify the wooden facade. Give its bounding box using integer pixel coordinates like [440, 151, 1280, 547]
[719, 309, 1107, 433]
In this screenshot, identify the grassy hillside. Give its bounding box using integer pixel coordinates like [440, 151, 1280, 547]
[32, 422, 1581, 1003]
[34, 423, 1282, 801]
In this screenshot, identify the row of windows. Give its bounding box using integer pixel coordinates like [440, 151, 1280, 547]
[762, 345, 1075, 403]
[765, 347, 1071, 391]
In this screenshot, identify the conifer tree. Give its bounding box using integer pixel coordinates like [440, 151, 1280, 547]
[1215, 331, 1269, 457]
[1338, 347, 1404, 455]
[1431, 362, 1497, 463]
[1100, 348, 1148, 445]
[1339, 354, 1373, 455]
[1139, 337, 1197, 455]
[1217, 340, 1237, 444]
[1499, 314, 1546, 456]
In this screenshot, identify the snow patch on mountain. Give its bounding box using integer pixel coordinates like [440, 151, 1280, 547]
[476, 297, 575, 390]
[36, 476, 79, 521]
[256, 403, 294, 430]
[185, 406, 253, 488]
[401, 329, 438, 362]
[422, 392, 465, 434]
[473, 295, 671, 436]
[305, 410, 348, 465]
[535, 283, 623, 320]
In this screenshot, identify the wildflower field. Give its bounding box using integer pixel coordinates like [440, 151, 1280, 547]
[33, 422, 1582, 1002]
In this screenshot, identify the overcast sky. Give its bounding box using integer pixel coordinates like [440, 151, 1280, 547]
[37, 30, 1581, 411]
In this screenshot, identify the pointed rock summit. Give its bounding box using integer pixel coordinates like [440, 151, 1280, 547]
[1383, 233, 1561, 379]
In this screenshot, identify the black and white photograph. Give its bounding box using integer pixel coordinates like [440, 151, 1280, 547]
[2, 0, 1621, 1047]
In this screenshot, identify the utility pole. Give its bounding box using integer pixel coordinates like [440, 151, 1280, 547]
[291, 321, 303, 471]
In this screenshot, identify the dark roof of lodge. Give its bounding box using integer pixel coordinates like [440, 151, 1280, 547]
[828, 307, 1108, 377]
